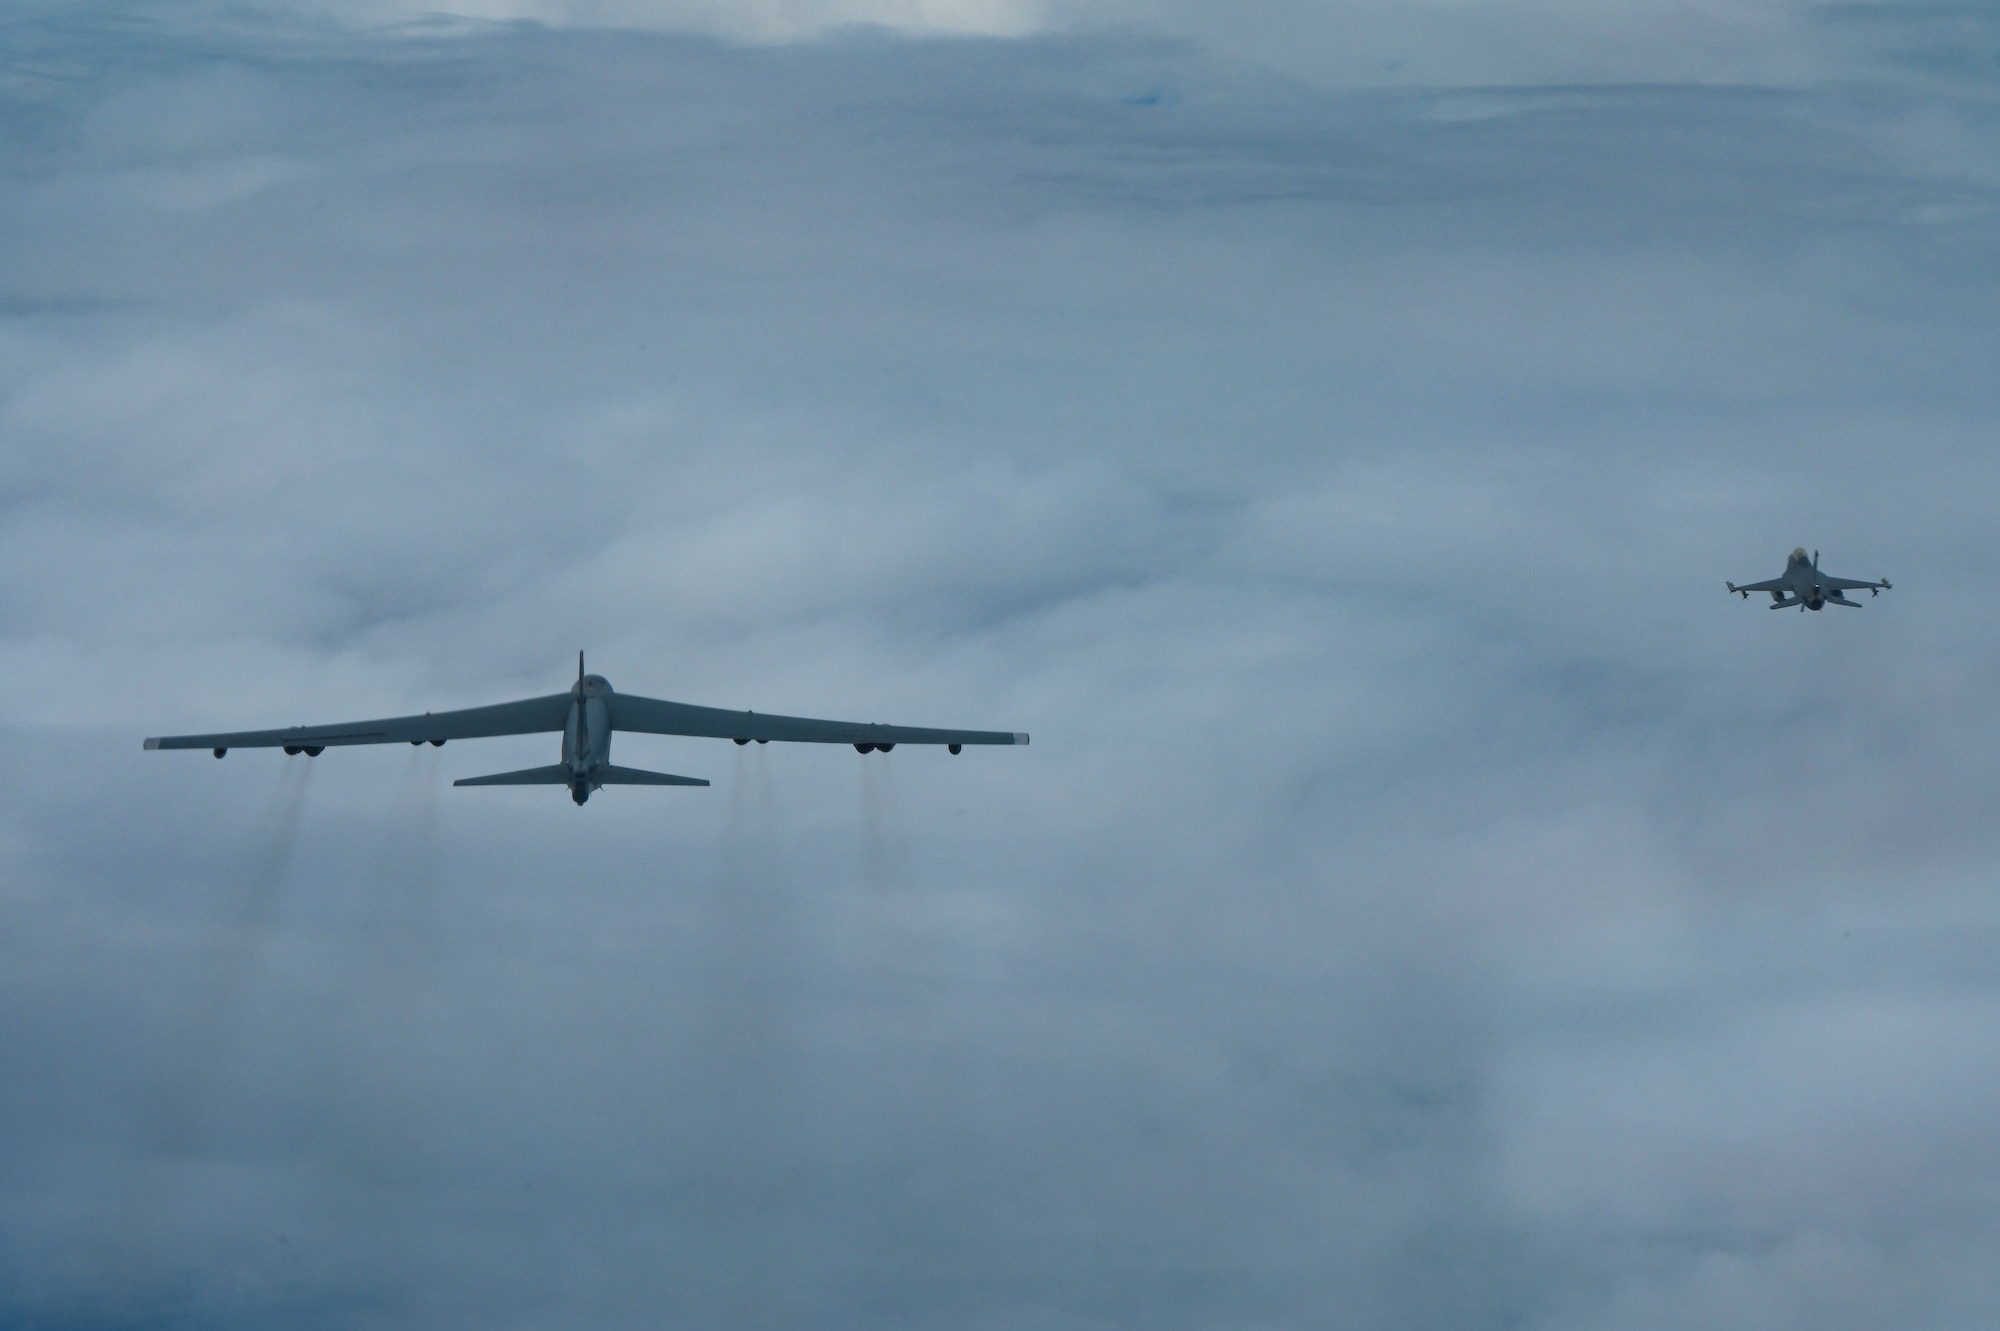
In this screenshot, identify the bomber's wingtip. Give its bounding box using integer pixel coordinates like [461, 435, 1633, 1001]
[142, 737, 160, 750]
[1014, 733, 1030, 746]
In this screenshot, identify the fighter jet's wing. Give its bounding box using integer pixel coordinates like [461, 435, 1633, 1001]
[144, 692, 573, 751]
[609, 693, 1027, 748]
[1818, 574, 1890, 591]
[1727, 578, 1786, 593]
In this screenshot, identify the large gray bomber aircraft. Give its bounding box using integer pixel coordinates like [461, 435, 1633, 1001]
[146, 654, 1028, 804]
[1727, 548, 1891, 610]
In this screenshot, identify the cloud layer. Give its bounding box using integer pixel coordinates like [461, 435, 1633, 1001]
[165, 0, 2000, 88]
[4, 6, 2000, 1328]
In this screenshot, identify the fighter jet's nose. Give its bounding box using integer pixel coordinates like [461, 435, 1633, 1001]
[1791, 547, 1808, 560]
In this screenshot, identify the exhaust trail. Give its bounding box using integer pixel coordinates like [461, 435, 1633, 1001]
[318, 744, 443, 1307]
[850, 755, 966, 1297]
[156, 754, 316, 1148]
[857, 753, 919, 993]
[83, 755, 315, 1305]
[749, 736, 779, 832]
[699, 741, 802, 1328]
[355, 744, 442, 998]
[859, 755, 910, 890]
[333, 744, 443, 1047]
[705, 743, 791, 1062]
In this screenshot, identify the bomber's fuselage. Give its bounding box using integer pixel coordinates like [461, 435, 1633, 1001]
[560, 674, 616, 803]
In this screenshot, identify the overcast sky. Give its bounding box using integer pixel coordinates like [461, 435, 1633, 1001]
[5, 2, 2000, 1327]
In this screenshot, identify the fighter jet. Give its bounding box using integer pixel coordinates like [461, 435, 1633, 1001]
[145, 654, 1028, 804]
[1727, 548, 1891, 610]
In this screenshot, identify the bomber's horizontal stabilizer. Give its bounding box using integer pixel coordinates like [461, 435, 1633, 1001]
[597, 765, 709, 786]
[454, 765, 570, 786]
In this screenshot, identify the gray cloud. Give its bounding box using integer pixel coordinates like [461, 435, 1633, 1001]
[4, 5, 2000, 1328]
[175, 0, 2000, 90]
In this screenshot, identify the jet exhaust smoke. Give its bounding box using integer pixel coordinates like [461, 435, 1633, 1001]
[156, 755, 316, 1149]
[81, 756, 315, 1303]
[697, 741, 801, 1326]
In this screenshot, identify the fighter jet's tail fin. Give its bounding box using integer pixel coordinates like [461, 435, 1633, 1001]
[1768, 596, 1801, 608]
[1826, 593, 1863, 607]
[597, 765, 709, 787]
[455, 765, 570, 786]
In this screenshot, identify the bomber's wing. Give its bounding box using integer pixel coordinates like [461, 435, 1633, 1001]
[1726, 577, 1786, 594]
[145, 693, 572, 752]
[610, 692, 1027, 749]
[1818, 574, 1891, 592]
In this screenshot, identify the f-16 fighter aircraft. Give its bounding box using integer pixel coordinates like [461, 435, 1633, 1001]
[145, 654, 1028, 804]
[1727, 548, 1891, 611]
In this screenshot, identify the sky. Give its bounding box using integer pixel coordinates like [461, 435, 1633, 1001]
[4, 1, 2000, 1327]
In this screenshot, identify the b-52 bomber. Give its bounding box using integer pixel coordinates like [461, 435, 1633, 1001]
[1727, 548, 1891, 611]
[146, 654, 1027, 805]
